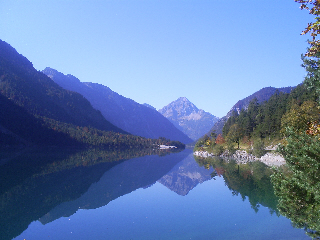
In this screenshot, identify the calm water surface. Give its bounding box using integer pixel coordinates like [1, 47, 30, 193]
[0, 148, 310, 239]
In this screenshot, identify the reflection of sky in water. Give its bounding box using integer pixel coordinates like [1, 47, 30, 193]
[15, 175, 309, 240]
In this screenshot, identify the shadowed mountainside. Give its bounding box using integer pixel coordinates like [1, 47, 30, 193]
[42, 68, 193, 144]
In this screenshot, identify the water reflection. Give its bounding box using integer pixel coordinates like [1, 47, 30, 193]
[272, 164, 320, 239]
[1, 148, 311, 240]
[0, 147, 187, 240]
[39, 149, 190, 224]
[194, 155, 320, 239]
[194, 156, 279, 214]
[158, 153, 213, 195]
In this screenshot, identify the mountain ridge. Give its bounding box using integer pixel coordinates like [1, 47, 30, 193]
[159, 97, 219, 141]
[43, 67, 193, 144]
[0, 39, 188, 148]
[208, 86, 296, 136]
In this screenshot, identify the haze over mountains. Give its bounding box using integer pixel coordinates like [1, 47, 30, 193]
[0, 39, 136, 147]
[0, 38, 299, 146]
[42, 67, 193, 144]
[159, 97, 219, 141]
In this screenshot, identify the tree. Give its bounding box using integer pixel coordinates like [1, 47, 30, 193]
[226, 123, 243, 149]
[215, 134, 225, 144]
[270, 3, 320, 237]
[281, 100, 319, 135]
[295, 0, 320, 56]
[210, 130, 217, 141]
[271, 129, 320, 238]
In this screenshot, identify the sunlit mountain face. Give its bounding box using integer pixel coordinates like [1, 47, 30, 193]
[159, 97, 219, 141]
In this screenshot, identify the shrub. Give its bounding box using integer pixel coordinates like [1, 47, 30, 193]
[213, 144, 224, 156]
[252, 139, 266, 158]
[226, 140, 236, 155]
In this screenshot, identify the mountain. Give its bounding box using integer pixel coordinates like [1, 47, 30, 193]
[42, 68, 193, 144]
[208, 86, 295, 136]
[158, 97, 219, 141]
[225, 86, 295, 118]
[0, 40, 124, 132]
[143, 103, 157, 110]
[0, 92, 79, 146]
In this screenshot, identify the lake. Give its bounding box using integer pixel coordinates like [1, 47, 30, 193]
[0, 148, 311, 239]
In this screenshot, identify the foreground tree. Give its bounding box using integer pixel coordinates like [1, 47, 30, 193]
[295, 0, 320, 56]
[271, 129, 320, 238]
[281, 100, 319, 135]
[270, 2, 320, 238]
[226, 123, 243, 149]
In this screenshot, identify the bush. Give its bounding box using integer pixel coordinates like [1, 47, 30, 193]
[252, 139, 266, 158]
[213, 144, 224, 156]
[226, 140, 236, 155]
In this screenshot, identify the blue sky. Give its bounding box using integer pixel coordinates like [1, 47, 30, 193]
[0, 1, 314, 117]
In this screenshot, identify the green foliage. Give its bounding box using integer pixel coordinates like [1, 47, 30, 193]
[271, 128, 320, 238]
[295, 0, 320, 57]
[226, 123, 243, 149]
[0, 93, 80, 147]
[212, 144, 225, 156]
[195, 157, 279, 214]
[194, 133, 216, 151]
[302, 55, 320, 105]
[270, 3, 320, 237]
[252, 139, 266, 158]
[222, 85, 316, 142]
[281, 100, 319, 135]
[226, 140, 236, 155]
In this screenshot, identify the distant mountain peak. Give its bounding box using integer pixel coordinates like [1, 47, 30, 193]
[161, 97, 200, 119]
[159, 98, 219, 141]
[177, 97, 190, 102]
[42, 69, 193, 144]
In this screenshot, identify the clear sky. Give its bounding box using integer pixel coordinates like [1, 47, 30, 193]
[0, 1, 314, 117]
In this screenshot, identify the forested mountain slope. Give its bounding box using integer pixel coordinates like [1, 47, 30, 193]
[208, 86, 296, 136]
[42, 67, 193, 144]
[0, 39, 186, 148]
[0, 40, 124, 134]
[226, 86, 295, 118]
[222, 83, 317, 140]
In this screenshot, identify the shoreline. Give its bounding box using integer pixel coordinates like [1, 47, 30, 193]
[193, 149, 286, 167]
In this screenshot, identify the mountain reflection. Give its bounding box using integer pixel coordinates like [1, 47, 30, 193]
[39, 149, 190, 224]
[0, 148, 284, 240]
[0, 147, 188, 240]
[158, 153, 213, 196]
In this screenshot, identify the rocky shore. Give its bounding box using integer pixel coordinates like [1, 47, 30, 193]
[193, 149, 286, 167]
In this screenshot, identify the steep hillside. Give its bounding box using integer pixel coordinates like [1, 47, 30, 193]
[159, 97, 219, 141]
[208, 86, 296, 136]
[1, 40, 183, 148]
[0, 40, 124, 134]
[226, 86, 295, 118]
[42, 68, 193, 144]
[0, 93, 79, 146]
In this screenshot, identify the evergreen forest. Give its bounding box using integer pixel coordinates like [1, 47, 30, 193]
[0, 39, 185, 149]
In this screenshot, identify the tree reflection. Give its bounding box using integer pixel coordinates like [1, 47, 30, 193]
[195, 156, 279, 215]
[272, 167, 320, 239]
[271, 132, 320, 239]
